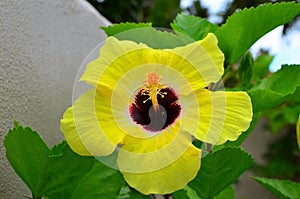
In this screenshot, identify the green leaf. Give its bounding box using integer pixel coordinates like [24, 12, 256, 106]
[118, 186, 151, 199]
[71, 162, 125, 199]
[173, 185, 235, 199]
[214, 186, 235, 199]
[254, 177, 300, 199]
[4, 123, 148, 199]
[101, 22, 152, 36]
[13, 119, 20, 128]
[4, 124, 95, 198]
[171, 13, 218, 41]
[71, 163, 150, 199]
[238, 51, 253, 88]
[42, 144, 95, 199]
[185, 186, 202, 199]
[252, 54, 273, 81]
[173, 189, 190, 199]
[4, 125, 49, 197]
[263, 103, 300, 133]
[189, 147, 254, 199]
[249, 65, 300, 112]
[290, 87, 300, 103]
[49, 141, 66, 157]
[215, 2, 300, 63]
[102, 23, 194, 49]
[173, 186, 202, 199]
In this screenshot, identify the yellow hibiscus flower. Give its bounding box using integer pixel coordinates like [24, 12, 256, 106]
[60, 33, 253, 194]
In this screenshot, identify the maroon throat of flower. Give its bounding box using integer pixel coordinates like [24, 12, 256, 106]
[129, 72, 181, 132]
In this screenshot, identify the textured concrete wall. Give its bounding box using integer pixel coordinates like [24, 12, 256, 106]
[0, 1, 110, 198]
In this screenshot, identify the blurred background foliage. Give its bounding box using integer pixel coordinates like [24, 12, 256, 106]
[87, 0, 299, 31]
[87, 0, 300, 187]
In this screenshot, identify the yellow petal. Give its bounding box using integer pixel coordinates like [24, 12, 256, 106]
[80, 37, 148, 87]
[168, 33, 224, 88]
[182, 89, 253, 145]
[96, 47, 202, 91]
[197, 33, 225, 73]
[81, 33, 224, 91]
[117, 123, 193, 173]
[60, 89, 126, 156]
[297, 115, 300, 149]
[121, 144, 201, 195]
[60, 107, 91, 156]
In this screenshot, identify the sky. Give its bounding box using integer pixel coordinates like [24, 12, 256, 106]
[180, 0, 300, 71]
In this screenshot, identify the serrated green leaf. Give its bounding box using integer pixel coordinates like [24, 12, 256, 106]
[101, 22, 152, 36]
[4, 125, 50, 197]
[189, 147, 254, 199]
[13, 119, 20, 128]
[102, 22, 194, 49]
[252, 54, 273, 81]
[250, 89, 288, 112]
[215, 2, 300, 63]
[49, 141, 66, 157]
[4, 124, 95, 198]
[43, 144, 95, 199]
[171, 13, 218, 41]
[71, 162, 125, 199]
[249, 65, 300, 112]
[255, 65, 300, 94]
[254, 177, 300, 199]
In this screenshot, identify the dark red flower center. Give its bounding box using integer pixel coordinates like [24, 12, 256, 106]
[129, 87, 181, 132]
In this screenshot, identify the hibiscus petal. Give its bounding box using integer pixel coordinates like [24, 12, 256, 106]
[60, 107, 91, 156]
[117, 124, 193, 173]
[182, 89, 253, 145]
[168, 33, 224, 88]
[80, 37, 148, 87]
[81, 33, 224, 91]
[121, 144, 201, 195]
[60, 89, 126, 156]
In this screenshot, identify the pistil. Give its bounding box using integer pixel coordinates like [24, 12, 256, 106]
[141, 72, 167, 112]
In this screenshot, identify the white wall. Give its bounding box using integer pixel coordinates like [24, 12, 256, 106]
[0, 1, 110, 198]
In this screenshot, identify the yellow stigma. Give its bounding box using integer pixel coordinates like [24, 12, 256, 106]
[141, 72, 167, 112]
